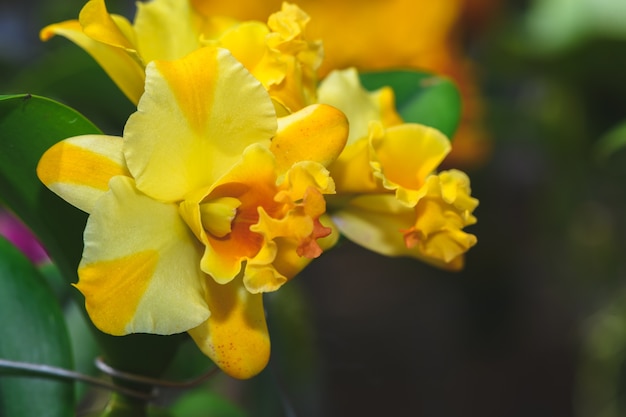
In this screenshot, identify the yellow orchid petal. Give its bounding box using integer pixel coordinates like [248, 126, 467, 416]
[36, 135, 128, 213]
[40, 19, 145, 104]
[79, 0, 136, 51]
[401, 171, 478, 263]
[407, 198, 477, 264]
[199, 196, 241, 238]
[270, 104, 348, 173]
[268, 213, 340, 281]
[327, 137, 380, 194]
[189, 275, 270, 379]
[243, 243, 285, 293]
[331, 194, 414, 253]
[318, 68, 402, 144]
[124, 46, 277, 202]
[264, 3, 323, 111]
[134, 0, 203, 62]
[216, 21, 286, 89]
[76, 176, 209, 336]
[333, 167, 477, 270]
[331, 194, 466, 270]
[370, 122, 451, 204]
[179, 145, 277, 284]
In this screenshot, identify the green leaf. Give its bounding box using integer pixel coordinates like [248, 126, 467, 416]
[0, 236, 74, 417]
[0, 94, 98, 282]
[170, 389, 247, 417]
[359, 70, 462, 139]
[0, 93, 186, 394]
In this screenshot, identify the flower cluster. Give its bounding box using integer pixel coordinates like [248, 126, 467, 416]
[38, 0, 478, 379]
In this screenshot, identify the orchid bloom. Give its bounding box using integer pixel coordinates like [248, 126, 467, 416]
[41, 0, 321, 112]
[37, 46, 347, 378]
[318, 69, 478, 270]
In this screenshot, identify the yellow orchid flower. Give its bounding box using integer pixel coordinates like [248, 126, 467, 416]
[41, 0, 321, 111]
[319, 68, 478, 270]
[36, 46, 348, 379]
[191, 0, 492, 167]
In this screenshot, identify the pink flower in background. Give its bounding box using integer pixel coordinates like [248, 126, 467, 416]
[0, 209, 48, 264]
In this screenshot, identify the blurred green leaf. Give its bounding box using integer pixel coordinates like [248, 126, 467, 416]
[0, 93, 186, 392]
[524, 0, 626, 53]
[0, 94, 97, 282]
[594, 120, 626, 163]
[170, 390, 247, 417]
[359, 70, 462, 139]
[0, 236, 74, 417]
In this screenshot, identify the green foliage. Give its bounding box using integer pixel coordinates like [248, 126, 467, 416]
[170, 390, 247, 417]
[524, 0, 626, 53]
[0, 236, 74, 417]
[359, 70, 462, 139]
[0, 94, 97, 282]
[594, 120, 626, 163]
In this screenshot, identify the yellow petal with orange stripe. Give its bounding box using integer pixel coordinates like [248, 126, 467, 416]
[124, 46, 276, 202]
[188, 275, 269, 379]
[77, 176, 209, 335]
[37, 135, 128, 213]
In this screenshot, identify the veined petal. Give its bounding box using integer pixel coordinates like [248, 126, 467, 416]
[76, 176, 209, 336]
[188, 275, 270, 379]
[134, 0, 203, 62]
[124, 46, 277, 202]
[40, 19, 145, 104]
[270, 104, 348, 173]
[36, 135, 128, 213]
[370, 122, 451, 204]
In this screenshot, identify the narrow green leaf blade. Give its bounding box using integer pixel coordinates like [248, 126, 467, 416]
[0, 94, 98, 281]
[359, 70, 462, 139]
[0, 236, 74, 417]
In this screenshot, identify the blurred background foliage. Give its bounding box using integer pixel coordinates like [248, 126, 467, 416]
[3, 0, 626, 416]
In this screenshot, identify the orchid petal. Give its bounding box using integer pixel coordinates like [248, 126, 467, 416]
[76, 176, 209, 336]
[195, 145, 278, 284]
[134, 0, 203, 62]
[124, 46, 277, 202]
[188, 275, 269, 379]
[270, 104, 348, 173]
[79, 0, 136, 50]
[216, 21, 287, 89]
[327, 137, 380, 194]
[40, 19, 145, 104]
[36, 135, 128, 214]
[318, 68, 402, 144]
[269, 214, 340, 281]
[331, 194, 466, 270]
[370, 122, 451, 204]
